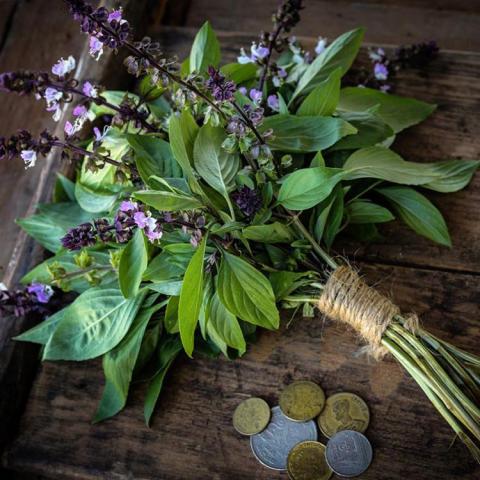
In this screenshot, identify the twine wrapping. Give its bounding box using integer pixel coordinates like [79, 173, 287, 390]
[317, 266, 419, 360]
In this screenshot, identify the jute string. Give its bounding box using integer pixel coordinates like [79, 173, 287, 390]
[317, 266, 419, 360]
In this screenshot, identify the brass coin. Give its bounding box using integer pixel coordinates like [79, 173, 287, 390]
[317, 392, 370, 438]
[279, 381, 326, 422]
[233, 397, 271, 435]
[287, 441, 332, 480]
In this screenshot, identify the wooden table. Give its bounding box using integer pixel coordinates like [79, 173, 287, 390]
[1, 1, 479, 479]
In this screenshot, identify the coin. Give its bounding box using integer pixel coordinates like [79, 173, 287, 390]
[279, 381, 326, 422]
[287, 441, 332, 480]
[250, 406, 318, 470]
[325, 430, 373, 477]
[233, 397, 271, 435]
[317, 392, 369, 438]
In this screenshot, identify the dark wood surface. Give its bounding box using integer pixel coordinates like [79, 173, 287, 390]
[1, 1, 479, 479]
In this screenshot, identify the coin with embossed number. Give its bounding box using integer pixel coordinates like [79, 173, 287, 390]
[233, 397, 271, 435]
[317, 392, 369, 438]
[287, 441, 332, 480]
[279, 381, 326, 422]
[250, 406, 318, 470]
[325, 430, 373, 477]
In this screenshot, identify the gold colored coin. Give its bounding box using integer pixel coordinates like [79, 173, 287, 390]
[317, 392, 370, 438]
[287, 441, 332, 480]
[232, 397, 271, 435]
[279, 381, 326, 422]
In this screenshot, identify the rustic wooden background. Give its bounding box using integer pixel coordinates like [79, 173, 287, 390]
[0, 0, 479, 479]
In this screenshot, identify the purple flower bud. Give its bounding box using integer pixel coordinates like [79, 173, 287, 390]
[64, 121, 75, 137]
[27, 283, 54, 304]
[232, 186, 262, 218]
[205, 66, 236, 102]
[61, 223, 97, 250]
[238, 86, 247, 95]
[73, 104, 88, 117]
[89, 36, 104, 60]
[108, 9, 122, 23]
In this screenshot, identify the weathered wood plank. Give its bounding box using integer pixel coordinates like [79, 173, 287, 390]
[151, 27, 480, 273]
[3, 263, 479, 479]
[185, 0, 480, 52]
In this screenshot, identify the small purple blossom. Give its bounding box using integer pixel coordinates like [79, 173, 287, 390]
[369, 48, 385, 62]
[107, 9, 122, 23]
[27, 283, 54, 304]
[73, 104, 88, 117]
[93, 125, 109, 142]
[20, 150, 37, 168]
[89, 36, 104, 60]
[267, 94, 280, 111]
[251, 43, 270, 61]
[238, 86, 247, 95]
[133, 210, 148, 228]
[249, 88, 263, 104]
[120, 200, 138, 212]
[82, 81, 98, 98]
[374, 63, 389, 81]
[52, 56, 76, 77]
[64, 121, 75, 137]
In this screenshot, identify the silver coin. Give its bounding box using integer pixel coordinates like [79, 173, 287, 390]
[325, 430, 373, 477]
[250, 406, 318, 471]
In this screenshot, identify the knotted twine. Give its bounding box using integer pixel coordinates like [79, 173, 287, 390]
[317, 266, 419, 360]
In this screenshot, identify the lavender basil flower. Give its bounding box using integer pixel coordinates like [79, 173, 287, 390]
[107, 9, 122, 23]
[205, 66, 236, 102]
[251, 43, 270, 61]
[27, 283, 54, 304]
[89, 36, 104, 60]
[374, 63, 389, 81]
[64, 121, 75, 137]
[82, 81, 98, 98]
[119, 200, 138, 212]
[233, 186, 263, 217]
[249, 88, 263, 104]
[61, 223, 97, 250]
[52, 56, 76, 77]
[20, 150, 37, 168]
[267, 94, 280, 112]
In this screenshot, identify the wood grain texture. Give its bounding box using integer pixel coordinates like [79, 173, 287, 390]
[4, 263, 479, 479]
[151, 27, 480, 273]
[185, 0, 480, 52]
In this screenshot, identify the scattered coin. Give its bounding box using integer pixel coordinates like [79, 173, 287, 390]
[317, 392, 370, 438]
[233, 397, 271, 436]
[279, 380, 326, 422]
[250, 406, 318, 471]
[325, 430, 373, 477]
[287, 440, 332, 480]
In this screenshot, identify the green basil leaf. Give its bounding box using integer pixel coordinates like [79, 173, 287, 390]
[331, 109, 394, 150]
[291, 28, 364, 102]
[189, 21, 220, 74]
[168, 109, 200, 183]
[338, 87, 436, 133]
[193, 124, 240, 214]
[178, 236, 207, 356]
[422, 160, 480, 193]
[164, 296, 180, 333]
[346, 199, 394, 224]
[269, 271, 313, 300]
[94, 305, 157, 422]
[260, 115, 356, 152]
[43, 287, 145, 361]
[147, 280, 183, 296]
[14, 307, 68, 345]
[344, 147, 443, 184]
[74, 182, 120, 213]
[143, 245, 194, 281]
[242, 222, 294, 243]
[277, 167, 346, 210]
[134, 190, 203, 211]
[296, 68, 341, 116]
[323, 186, 344, 248]
[221, 63, 257, 84]
[377, 186, 451, 246]
[206, 291, 246, 355]
[17, 202, 95, 253]
[53, 173, 75, 202]
[217, 252, 279, 329]
[127, 134, 182, 185]
[144, 335, 182, 426]
[119, 229, 148, 298]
